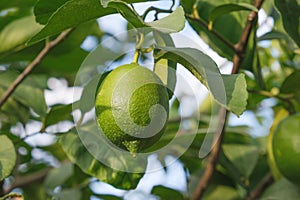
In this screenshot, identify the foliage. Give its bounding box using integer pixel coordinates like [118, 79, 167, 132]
[0, 0, 299, 199]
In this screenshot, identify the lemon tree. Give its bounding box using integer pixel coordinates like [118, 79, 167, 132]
[0, 0, 300, 199]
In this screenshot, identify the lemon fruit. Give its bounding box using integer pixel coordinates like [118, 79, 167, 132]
[267, 108, 289, 180]
[95, 63, 169, 154]
[272, 113, 300, 185]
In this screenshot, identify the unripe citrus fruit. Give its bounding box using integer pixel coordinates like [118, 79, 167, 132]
[272, 113, 300, 185]
[95, 63, 169, 154]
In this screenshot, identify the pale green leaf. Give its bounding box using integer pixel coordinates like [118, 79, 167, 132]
[0, 15, 43, 54]
[222, 144, 259, 178]
[0, 135, 16, 180]
[261, 178, 300, 199]
[147, 6, 185, 33]
[53, 188, 81, 200]
[155, 47, 248, 115]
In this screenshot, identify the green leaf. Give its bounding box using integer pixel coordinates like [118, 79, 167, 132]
[53, 188, 82, 200]
[262, 178, 300, 199]
[147, 6, 185, 33]
[34, 0, 71, 24]
[151, 185, 184, 200]
[44, 104, 73, 128]
[203, 185, 240, 200]
[183, 0, 255, 69]
[209, 3, 258, 28]
[155, 47, 248, 115]
[0, 88, 30, 125]
[153, 31, 176, 99]
[58, 129, 144, 189]
[28, 0, 116, 45]
[0, 71, 47, 116]
[274, 0, 300, 47]
[280, 70, 300, 109]
[258, 30, 290, 41]
[0, 15, 43, 54]
[44, 162, 74, 192]
[105, 0, 145, 28]
[222, 144, 259, 178]
[0, 135, 16, 180]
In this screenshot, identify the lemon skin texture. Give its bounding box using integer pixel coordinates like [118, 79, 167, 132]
[272, 113, 300, 185]
[95, 63, 169, 154]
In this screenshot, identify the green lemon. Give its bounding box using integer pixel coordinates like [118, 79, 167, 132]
[267, 108, 288, 180]
[95, 63, 169, 154]
[272, 113, 300, 185]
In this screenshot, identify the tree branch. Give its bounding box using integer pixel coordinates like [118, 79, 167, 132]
[232, 0, 264, 74]
[192, 108, 227, 200]
[192, 0, 264, 199]
[0, 29, 72, 109]
[245, 172, 274, 200]
[3, 168, 51, 195]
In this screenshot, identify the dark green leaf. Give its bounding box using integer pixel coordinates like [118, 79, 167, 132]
[28, 0, 116, 45]
[151, 185, 184, 200]
[0, 135, 16, 180]
[44, 104, 73, 128]
[34, 0, 71, 24]
[155, 47, 248, 115]
[58, 128, 144, 189]
[280, 70, 300, 107]
[0, 71, 47, 116]
[44, 162, 74, 192]
[209, 3, 257, 27]
[105, 0, 144, 28]
[274, 0, 300, 47]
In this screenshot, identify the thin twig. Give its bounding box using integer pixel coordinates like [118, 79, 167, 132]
[0, 29, 72, 109]
[232, 0, 264, 74]
[186, 15, 236, 52]
[192, 0, 264, 199]
[245, 172, 274, 200]
[3, 168, 51, 195]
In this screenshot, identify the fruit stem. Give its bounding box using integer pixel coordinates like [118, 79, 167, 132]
[132, 32, 145, 63]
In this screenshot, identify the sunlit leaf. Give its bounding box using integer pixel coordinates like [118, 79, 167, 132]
[0, 135, 16, 180]
[0, 15, 43, 54]
[28, 0, 116, 45]
[147, 6, 185, 33]
[155, 47, 248, 115]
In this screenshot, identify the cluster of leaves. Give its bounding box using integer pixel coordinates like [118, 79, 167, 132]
[0, 0, 299, 199]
